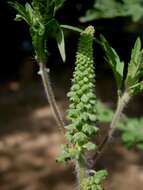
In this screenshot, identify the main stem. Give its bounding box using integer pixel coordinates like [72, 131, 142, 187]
[94, 92, 131, 163]
[75, 160, 86, 190]
[39, 62, 65, 133]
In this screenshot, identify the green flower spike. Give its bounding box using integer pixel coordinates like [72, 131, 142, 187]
[58, 26, 107, 190]
[58, 26, 98, 162]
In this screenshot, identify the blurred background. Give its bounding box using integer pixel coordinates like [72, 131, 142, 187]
[0, 0, 143, 189]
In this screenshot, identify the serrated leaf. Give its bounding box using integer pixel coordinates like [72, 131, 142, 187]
[127, 38, 141, 80]
[125, 37, 143, 95]
[131, 37, 141, 61]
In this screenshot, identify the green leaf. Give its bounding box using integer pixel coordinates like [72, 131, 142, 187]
[61, 25, 83, 33]
[131, 37, 141, 62]
[128, 81, 143, 95]
[125, 37, 143, 95]
[45, 18, 66, 62]
[15, 14, 24, 21]
[127, 37, 141, 81]
[54, 0, 65, 13]
[25, 3, 34, 24]
[100, 35, 124, 90]
[8, 1, 30, 24]
[56, 27, 66, 62]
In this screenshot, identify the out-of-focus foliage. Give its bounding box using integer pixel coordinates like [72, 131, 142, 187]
[97, 101, 143, 150]
[119, 118, 143, 149]
[80, 0, 143, 22]
[97, 101, 113, 123]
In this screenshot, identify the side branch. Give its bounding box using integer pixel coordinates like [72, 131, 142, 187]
[39, 62, 65, 133]
[94, 92, 131, 163]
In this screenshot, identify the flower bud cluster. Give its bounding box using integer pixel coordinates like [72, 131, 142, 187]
[59, 26, 98, 162]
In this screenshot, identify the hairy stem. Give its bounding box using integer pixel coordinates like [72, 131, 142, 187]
[94, 92, 130, 163]
[38, 62, 65, 133]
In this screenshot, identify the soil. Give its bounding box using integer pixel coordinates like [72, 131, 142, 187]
[0, 79, 143, 190]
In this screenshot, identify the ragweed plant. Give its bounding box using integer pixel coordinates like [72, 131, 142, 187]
[9, 1, 143, 190]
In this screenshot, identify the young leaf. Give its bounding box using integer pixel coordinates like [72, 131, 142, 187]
[125, 37, 143, 95]
[45, 18, 66, 62]
[54, 0, 65, 13]
[8, 1, 30, 24]
[126, 38, 141, 84]
[56, 27, 66, 62]
[100, 35, 124, 90]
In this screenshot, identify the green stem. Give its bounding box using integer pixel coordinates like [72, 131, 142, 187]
[60, 24, 83, 33]
[38, 62, 65, 133]
[94, 92, 131, 163]
[75, 161, 86, 190]
[109, 92, 130, 137]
